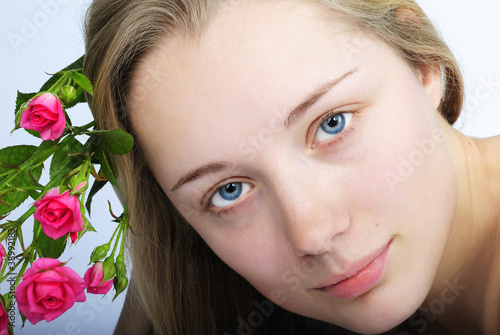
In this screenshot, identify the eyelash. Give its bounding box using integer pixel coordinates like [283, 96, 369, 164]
[204, 108, 361, 217]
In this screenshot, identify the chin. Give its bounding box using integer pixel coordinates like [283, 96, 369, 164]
[337, 311, 411, 335]
[335, 281, 425, 334]
[342, 317, 407, 335]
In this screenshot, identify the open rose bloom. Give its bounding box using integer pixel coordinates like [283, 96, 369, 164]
[34, 188, 84, 240]
[0, 245, 5, 269]
[20, 93, 66, 141]
[15, 258, 86, 324]
[0, 303, 8, 335]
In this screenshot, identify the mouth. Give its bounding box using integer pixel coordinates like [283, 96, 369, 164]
[314, 239, 393, 300]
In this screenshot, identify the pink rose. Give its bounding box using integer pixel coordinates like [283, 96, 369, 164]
[15, 258, 86, 324]
[0, 303, 8, 335]
[84, 262, 113, 295]
[34, 188, 83, 240]
[20, 93, 66, 141]
[0, 245, 5, 268]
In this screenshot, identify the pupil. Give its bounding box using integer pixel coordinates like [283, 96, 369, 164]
[321, 113, 345, 135]
[225, 184, 237, 193]
[327, 116, 339, 128]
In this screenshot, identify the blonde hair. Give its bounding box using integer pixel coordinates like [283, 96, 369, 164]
[83, 1, 463, 333]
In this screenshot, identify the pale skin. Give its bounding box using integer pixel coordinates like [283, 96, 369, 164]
[116, 1, 500, 334]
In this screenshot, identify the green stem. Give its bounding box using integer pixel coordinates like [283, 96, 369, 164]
[73, 121, 96, 134]
[108, 223, 122, 248]
[0, 229, 17, 280]
[0, 169, 17, 180]
[47, 71, 70, 94]
[119, 223, 126, 257]
[17, 227, 25, 253]
[0, 225, 17, 242]
[0, 258, 23, 283]
[65, 71, 73, 86]
[48, 71, 71, 95]
[0, 230, 12, 244]
[14, 259, 29, 287]
[0, 207, 35, 238]
[16, 186, 44, 191]
[14, 206, 36, 230]
[109, 225, 124, 259]
[0, 143, 57, 193]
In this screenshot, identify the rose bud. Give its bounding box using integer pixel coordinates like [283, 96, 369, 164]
[89, 244, 110, 263]
[84, 262, 113, 295]
[59, 85, 78, 104]
[113, 276, 128, 300]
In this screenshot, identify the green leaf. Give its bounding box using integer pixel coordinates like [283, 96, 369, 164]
[24, 129, 42, 139]
[85, 179, 108, 215]
[39, 55, 85, 92]
[34, 220, 67, 259]
[15, 91, 38, 116]
[29, 140, 58, 167]
[72, 71, 93, 96]
[102, 129, 134, 155]
[0, 146, 42, 216]
[0, 145, 36, 171]
[20, 310, 27, 328]
[49, 137, 85, 182]
[95, 146, 120, 189]
[84, 216, 97, 233]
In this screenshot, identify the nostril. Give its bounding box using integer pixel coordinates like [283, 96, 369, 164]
[284, 211, 351, 257]
[288, 229, 333, 256]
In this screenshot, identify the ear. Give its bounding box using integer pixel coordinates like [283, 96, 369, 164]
[414, 63, 442, 111]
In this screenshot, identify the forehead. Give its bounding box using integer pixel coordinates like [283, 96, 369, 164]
[129, 0, 382, 183]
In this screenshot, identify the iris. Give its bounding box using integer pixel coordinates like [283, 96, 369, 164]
[218, 183, 242, 201]
[321, 113, 346, 135]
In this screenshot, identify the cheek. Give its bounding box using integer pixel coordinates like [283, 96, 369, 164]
[183, 206, 290, 293]
[349, 76, 457, 234]
[346, 87, 458, 295]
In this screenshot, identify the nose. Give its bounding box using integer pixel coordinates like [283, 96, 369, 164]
[272, 169, 350, 257]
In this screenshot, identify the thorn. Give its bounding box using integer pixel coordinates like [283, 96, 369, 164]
[0, 198, 12, 209]
[28, 169, 42, 187]
[0, 162, 20, 170]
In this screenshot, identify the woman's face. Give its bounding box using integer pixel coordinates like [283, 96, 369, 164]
[130, 1, 458, 333]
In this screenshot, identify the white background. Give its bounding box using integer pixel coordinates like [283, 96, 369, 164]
[0, 1, 499, 334]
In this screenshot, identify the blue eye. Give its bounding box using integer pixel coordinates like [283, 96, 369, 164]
[210, 182, 251, 208]
[314, 112, 353, 143]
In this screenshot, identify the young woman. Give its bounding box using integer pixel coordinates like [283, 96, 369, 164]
[83, 0, 500, 334]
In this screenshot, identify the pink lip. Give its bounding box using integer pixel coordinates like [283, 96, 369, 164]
[315, 239, 393, 299]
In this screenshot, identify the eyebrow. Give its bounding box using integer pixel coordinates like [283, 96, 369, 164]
[285, 68, 358, 128]
[171, 68, 358, 192]
[171, 162, 230, 192]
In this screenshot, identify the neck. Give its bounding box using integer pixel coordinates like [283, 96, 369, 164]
[423, 119, 500, 334]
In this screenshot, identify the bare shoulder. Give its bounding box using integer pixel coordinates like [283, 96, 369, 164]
[475, 135, 500, 188]
[482, 134, 500, 333]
